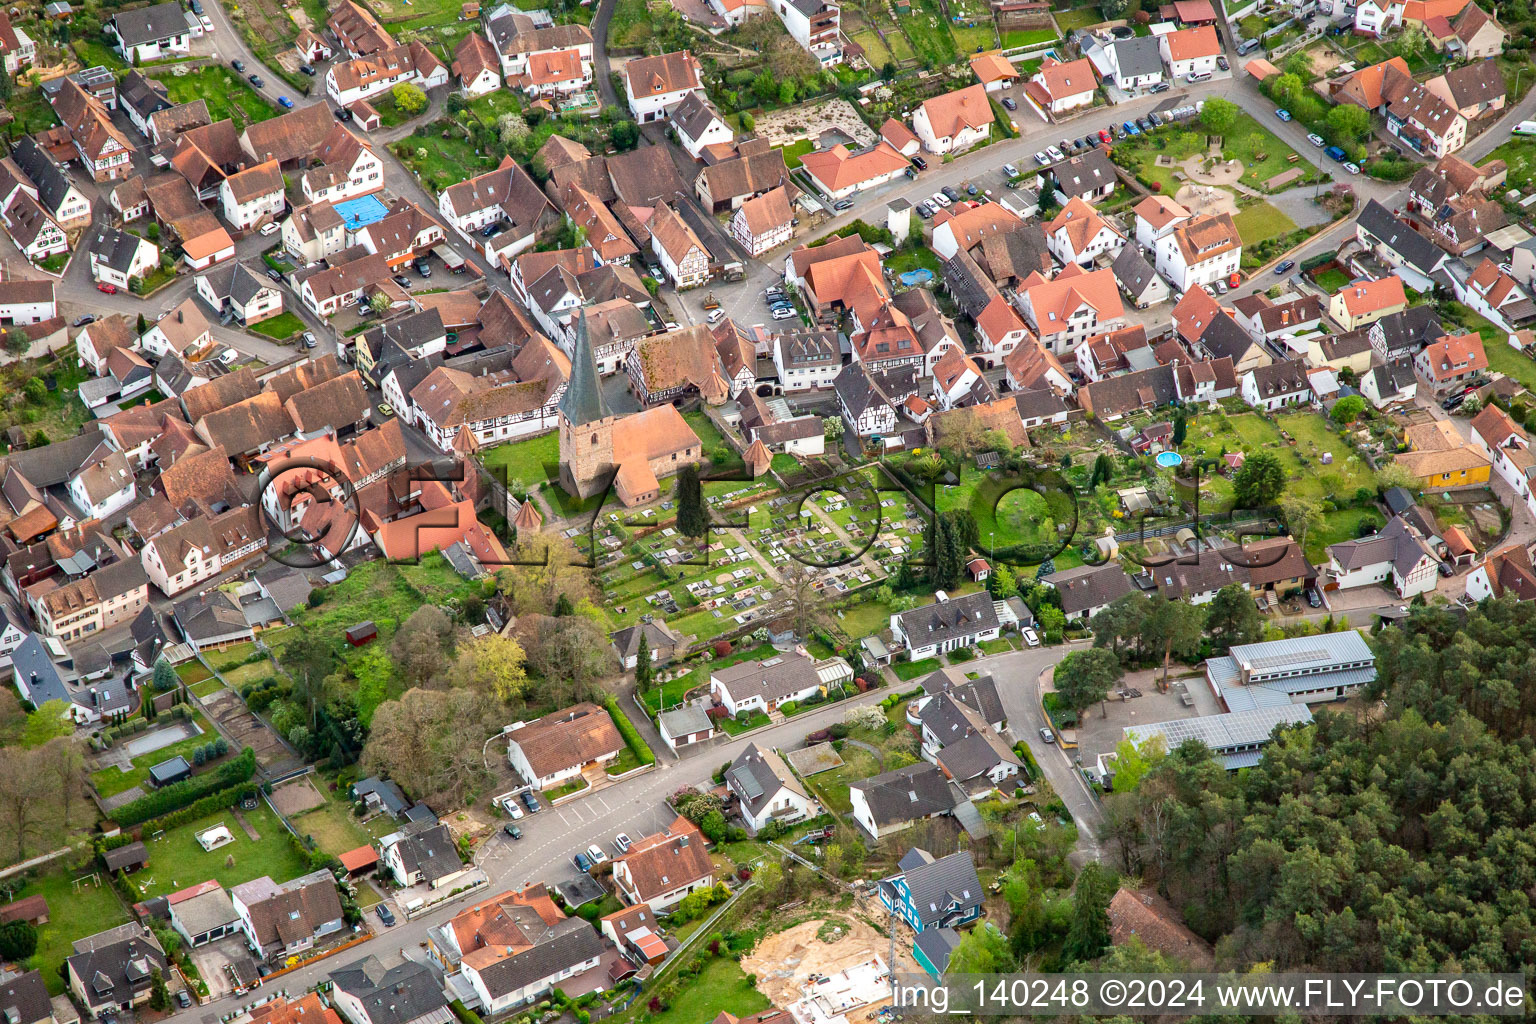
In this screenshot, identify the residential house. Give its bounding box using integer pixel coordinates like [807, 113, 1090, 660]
[1355, 199, 1450, 291]
[65, 926, 166, 1018]
[611, 818, 715, 911]
[731, 186, 793, 257]
[10, 137, 92, 229]
[380, 824, 470, 889]
[1426, 60, 1506, 121]
[848, 762, 955, 840]
[1326, 515, 1440, 597]
[773, 329, 843, 390]
[1002, 334, 1073, 394]
[710, 650, 853, 715]
[1231, 293, 1323, 345]
[877, 849, 982, 933]
[1240, 358, 1312, 411]
[12, 631, 134, 724]
[298, 252, 393, 316]
[86, 226, 159, 291]
[1443, 2, 1505, 58]
[0, 971, 53, 1024]
[1454, 258, 1536, 329]
[1414, 332, 1487, 393]
[430, 886, 603, 1013]
[1042, 562, 1136, 621]
[917, 683, 1020, 791]
[1045, 197, 1124, 267]
[891, 590, 1002, 659]
[0, 278, 56, 325]
[325, 42, 449, 107]
[1, 188, 68, 263]
[0, 11, 35, 76]
[34, 559, 150, 643]
[139, 506, 265, 597]
[609, 619, 682, 670]
[218, 160, 284, 232]
[799, 142, 910, 199]
[1362, 356, 1419, 408]
[1370, 304, 1443, 360]
[140, 299, 212, 360]
[482, 10, 593, 81]
[1023, 57, 1096, 116]
[623, 50, 703, 122]
[1465, 543, 1536, 603]
[52, 79, 133, 181]
[330, 958, 452, 1024]
[1329, 276, 1407, 330]
[195, 262, 284, 325]
[108, 2, 188, 62]
[1050, 148, 1117, 204]
[1159, 25, 1220, 79]
[505, 702, 623, 789]
[230, 871, 344, 961]
[1403, 155, 1505, 256]
[437, 157, 555, 264]
[1395, 419, 1491, 488]
[727, 743, 818, 833]
[1016, 263, 1125, 355]
[669, 90, 733, 159]
[166, 883, 240, 948]
[452, 32, 502, 96]
[911, 85, 994, 155]
[1382, 61, 1467, 157]
[970, 50, 1020, 91]
[1156, 212, 1241, 292]
[771, 0, 841, 65]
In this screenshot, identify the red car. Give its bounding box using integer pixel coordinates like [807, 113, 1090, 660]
[1098, 129, 1112, 144]
[96, 282, 117, 294]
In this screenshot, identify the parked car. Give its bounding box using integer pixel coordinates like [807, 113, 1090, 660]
[335, 106, 353, 121]
[392, 274, 412, 287]
[1033, 150, 1050, 166]
[248, 75, 264, 87]
[1022, 626, 1040, 647]
[1307, 133, 1325, 147]
[1113, 123, 1127, 139]
[1216, 280, 1228, 293]
[1149, 80, 1170, 93]
[96, 282, 117, 294]
[376, 905, 395, 927]
[231, 59, 244, 71]
[72, 315, 96, 327]
[1147, 112, 1162, 128]
[1003, 162, 1020, 178]
[941, 185, 960, 201]
[1237, 37, 1260, 54]
[1438, 561, 1455, 577]
[1081, 135, 1097, 150]
[586, 844, 609, 865]
[912, 156, 927, 170]
[480, 222, 500, 238]
[614, 833, 632, 853]
[1002, 97, 1017, 110]
[574, 851, 593, 872]
[266, 269, 283, 282]
[1324, 144, 1346, 161]
[1216, 54, 1229, 70]
[277, 96, 294, 109]
[414, 258, 432, 276]
[503, 823, 523, 839]
[1039, 726, 1054, 743]
[377, 402, 394, 417]
[706, 308, 726, 325]
[520, 790, 540, 813]
[965, 183, 978, 195]
[1344, 161, 1361, 174]
[176, 991, 192, 1009]
[258, 221, 279, 236]
[220, 310, 235, 327]
[1274, 259, 1296, 275]
[301, 331, 317, 348]
[1121, 121, 1140, 136]
[299, 64, 316, 75]
[1275, 108, 1292, 121]
[832, 198, 854, 211]
[930, 191, 951, 208]
[915, 201, 933, 218]
[1098, 129, 1113, 143]
[1046, 145, 1064, 161]
[1306, 589, 1322, 608]
[771, 307, 797, 320]
[1137, 117, 1153, 132]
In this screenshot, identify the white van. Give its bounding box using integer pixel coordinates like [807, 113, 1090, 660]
[1186, 71, 1213, 84]
[1516, 121, 1536, 136]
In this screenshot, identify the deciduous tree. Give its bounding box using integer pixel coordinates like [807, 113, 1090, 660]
[1054, 648, 1123, 717]
[1200, 97, 1239, 135]
[449, 634, 529, 702]
[1232, 450, 1286, 508]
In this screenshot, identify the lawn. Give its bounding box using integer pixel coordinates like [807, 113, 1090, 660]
[15, 869, 131, 994]
[608, 0, 653, 47]
[189, 677, 227, 698]
[90, 711, 219, 797]
[1306, 506, 1384, 562]
[780, 139, 816, 169]
[640, 643, 779, 713]
[393, 124, 500, 193]
[290, 787, 396, 855]
[1313, 267, 1350, 293]
[684, 410, 735, 466]
[1180, 409, 1376, 510]
[153, 67, 278, 128]
[1489, 139, 1536, 192]
[1051, 7, 1100, 30]
[832, 598, 892, 640]
[1222, 113, 1313, 190]
[805, 745, 882, 813]
[249, 311, 306, 340]
[177, 662, 213, 684]
[645, 958, 770, 1024]
[903, 0, 965, 66]
[131, 804, 311, 900]
[1232, 202, 1298, 248]
[481, 430, 561, 490]
[893, 657, 941, 680]
[938, 471, 1072, 562]
[1001, 26, 1057, 45]
[1483, 333, 1536, 392]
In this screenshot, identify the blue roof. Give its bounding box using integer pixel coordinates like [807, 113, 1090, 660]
[333, 194, 391, 232]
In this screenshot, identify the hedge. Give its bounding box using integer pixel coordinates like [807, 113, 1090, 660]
[449, 1001, 485, 1024]
[604, 697, 654, 766]
[134, 783, 260, 835]
[112, 748, 257, 826]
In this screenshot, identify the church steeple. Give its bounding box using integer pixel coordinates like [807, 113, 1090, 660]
[558, 306, 609, 426]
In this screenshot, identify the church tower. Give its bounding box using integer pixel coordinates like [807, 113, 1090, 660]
[558, 307, 616, 499]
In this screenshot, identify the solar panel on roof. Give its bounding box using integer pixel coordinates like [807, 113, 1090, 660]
[1247, 648, 1329, 670]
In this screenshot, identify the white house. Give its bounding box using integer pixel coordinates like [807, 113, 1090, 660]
[218, 160, 285, 232]
[379, 825, 472, 891]
[1325, 515, 1439, 597]
[1155, 212, 1241, 291]
[648, 204, 710, 290]
[195, 262, 284, 326]
[230, 871, 344, 961]
[0, 278, 56, 325]
[891, 590, 1004, 660]
[1471, 404, 1536, 516]
[669, 90, 733, 159]
[730, 187, 793, 257]
[1134, 194, 1191, 250]
[1159, 25, 1220, 79]
[911, 84, 994, 155]
[1024, 57, 1096, 115]
[1046, 197, 1124, 267]
[505, 702, 623, 790]
[109, 2, 189, 62]
[623, 50, 703, 123]
[87, 225, 159, 291]
[1465, 544, 1536, 604]
[710, 651, 852, 716]
[68, 451, 136, 520]
[773, 329, 842, 390]
[1240, 359, 1312, 411]
[1354, 0, 1403, 36]
[325, 42, 448, 108]
[771, 0, 841, 65]
[727, 744, 819, 834]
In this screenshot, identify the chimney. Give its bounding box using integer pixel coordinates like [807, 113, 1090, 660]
[177, 310, 183, 323]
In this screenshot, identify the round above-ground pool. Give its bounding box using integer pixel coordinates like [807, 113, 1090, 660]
[1155, 450, 1183, 468]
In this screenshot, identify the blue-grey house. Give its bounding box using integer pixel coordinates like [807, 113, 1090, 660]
[877, 848, 983, 934]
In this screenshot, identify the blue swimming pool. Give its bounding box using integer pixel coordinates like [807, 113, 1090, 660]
[1155, 451, 1183, 468]
[334, 194, 391, 231]
[898, 269, 934, 286]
